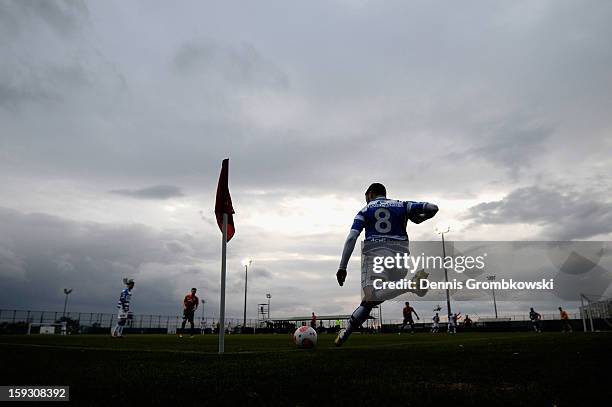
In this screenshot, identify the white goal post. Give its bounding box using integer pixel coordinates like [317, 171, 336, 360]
[27, 321, 68, 335]
[580, 294, 612, 332]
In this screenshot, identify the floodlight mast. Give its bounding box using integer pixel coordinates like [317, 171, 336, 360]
[242, 259, 252, 329]
[435, 226, 452, 321]
[201, 299, 206, 330]
[487, 275, 498, 318]
[62, 288, 73, 317]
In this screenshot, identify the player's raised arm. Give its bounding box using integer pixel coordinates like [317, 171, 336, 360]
[337, 210, 365, 286]
[406, 201, 439, 224]
[337, 230, 359, 286]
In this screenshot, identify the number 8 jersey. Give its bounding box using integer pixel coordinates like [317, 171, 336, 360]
[351, 198, 432, 241]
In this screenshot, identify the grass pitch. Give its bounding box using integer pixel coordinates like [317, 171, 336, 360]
[1, 332, 610, 406]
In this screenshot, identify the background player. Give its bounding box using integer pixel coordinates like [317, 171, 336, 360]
[335, 183, 438, 346]
[400, 301, 420, 334]
[111, 278, 134, 338]
[448, 313, 460, 334]
[529, 307, 542, 333]
[559, 306, 572, 333]
[180, 288, 199, 338]
[463, 314, 472, 330]
[431, 312, 440, 333]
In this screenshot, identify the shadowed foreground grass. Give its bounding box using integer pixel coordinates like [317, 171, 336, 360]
[1, 332, 610, 406]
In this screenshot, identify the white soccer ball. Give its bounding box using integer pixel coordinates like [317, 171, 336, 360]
[293, 326, 318, 349]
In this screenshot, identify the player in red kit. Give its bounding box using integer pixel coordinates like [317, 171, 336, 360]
[179, 288, 199, 338]
[401, 301, 420, 334]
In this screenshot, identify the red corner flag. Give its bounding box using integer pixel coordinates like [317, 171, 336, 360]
[215, 158, 235, 241]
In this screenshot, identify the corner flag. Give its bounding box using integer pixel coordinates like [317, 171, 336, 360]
[215, 158, 234, 354]
[215, 158, 235, 241]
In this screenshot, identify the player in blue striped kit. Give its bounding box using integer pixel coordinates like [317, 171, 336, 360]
[111, 278, 135, 338]
[335, 183, 438, 346]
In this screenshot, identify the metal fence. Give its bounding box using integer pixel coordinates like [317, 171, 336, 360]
[384, 311, 581, 326]
[0, 309, 263, 332]
[0, 308, 582, 331]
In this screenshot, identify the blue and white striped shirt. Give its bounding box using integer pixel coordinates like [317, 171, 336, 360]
[351, 198, 432, 241]
[117, 288, 132, 311]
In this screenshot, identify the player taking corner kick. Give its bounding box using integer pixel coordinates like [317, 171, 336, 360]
[334, 183, 438, 347]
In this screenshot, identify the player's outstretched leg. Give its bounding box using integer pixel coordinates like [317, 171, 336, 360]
[335, 301, 380, 347]
[180, 319, 186, 338]
[117, 320, 125, 337]
[113, 318, 126, 337]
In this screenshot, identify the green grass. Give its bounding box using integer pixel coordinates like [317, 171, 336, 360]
[1, 332, 611, 406]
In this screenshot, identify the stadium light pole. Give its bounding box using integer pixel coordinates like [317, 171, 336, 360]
[62, 288, 73, 317]
[242, 258, 252, 329]
[487, 275, 498, 318]
[201, 299, 206, 328]
[266, 293, 271, 320]
[435, 226, 452, 322]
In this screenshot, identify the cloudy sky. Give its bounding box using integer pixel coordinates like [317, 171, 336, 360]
[1, 0, 611, 321]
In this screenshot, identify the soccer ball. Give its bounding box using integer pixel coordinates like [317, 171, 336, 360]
[293, 326, 317, 349]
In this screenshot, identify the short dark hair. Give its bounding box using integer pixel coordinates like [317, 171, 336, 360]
[365, 183, 386, 197]
[191, 287, 197, 291]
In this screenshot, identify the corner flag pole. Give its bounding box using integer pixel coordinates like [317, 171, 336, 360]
[215, 158, 235, 354]
[219, 212, 228, 354]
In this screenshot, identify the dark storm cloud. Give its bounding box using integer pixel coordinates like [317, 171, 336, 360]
[0, 207, 218, 313]
[0, 63, 92, 109]
[1, 0, 610, 199]
[173, 39, 289, 90]
[0, 82, 53, 109]
[444, 120, 553, 177]
[0, 207, 352, 317]
[110, 185, 185, 200]
[0, 0, 125, 111]
[0, 0, 89, 39]
[465, 186, 612, 239]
